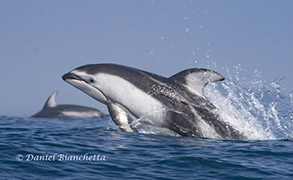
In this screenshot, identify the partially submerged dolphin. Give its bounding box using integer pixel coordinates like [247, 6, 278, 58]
[62, 64, 245, 139]
[32, 91, 108, 118]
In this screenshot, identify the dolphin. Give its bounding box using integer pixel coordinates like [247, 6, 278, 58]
[62, 64, 245, 139]
[31, 91, 108, 118]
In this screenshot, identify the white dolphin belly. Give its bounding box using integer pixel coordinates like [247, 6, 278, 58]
[97, 73, 165, 120]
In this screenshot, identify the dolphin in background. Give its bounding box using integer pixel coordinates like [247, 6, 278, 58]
[62, 64, 246, 139]
[31, 91, 108, 118]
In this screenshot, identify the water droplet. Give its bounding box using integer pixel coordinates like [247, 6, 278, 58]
[185, 27, 190, 33]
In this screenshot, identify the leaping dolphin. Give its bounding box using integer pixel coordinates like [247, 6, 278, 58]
[62, 64, 245, 139]
[32, 91, 108, 118]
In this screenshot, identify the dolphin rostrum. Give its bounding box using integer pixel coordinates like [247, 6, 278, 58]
[62, 64, 245, 139]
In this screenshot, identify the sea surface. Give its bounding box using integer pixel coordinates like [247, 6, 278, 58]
[1, 67, 293, 179]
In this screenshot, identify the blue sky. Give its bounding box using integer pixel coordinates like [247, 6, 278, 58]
[0, 0, 292, 116]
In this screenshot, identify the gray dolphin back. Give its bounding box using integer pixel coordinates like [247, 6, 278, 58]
[31, 91, 107, 119]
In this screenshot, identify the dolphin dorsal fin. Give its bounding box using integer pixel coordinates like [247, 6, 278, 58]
[170, 68, 225, 96]
[43, 91, 58, 108]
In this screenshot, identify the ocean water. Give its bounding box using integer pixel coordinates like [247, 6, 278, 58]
[1, 66, 293, 179]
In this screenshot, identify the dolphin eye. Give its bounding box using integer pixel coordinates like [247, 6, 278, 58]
[89, 78, 95, 83]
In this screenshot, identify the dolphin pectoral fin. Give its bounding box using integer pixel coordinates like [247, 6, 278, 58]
[170, 68, 225, 96]
[106, 101, 134, 132]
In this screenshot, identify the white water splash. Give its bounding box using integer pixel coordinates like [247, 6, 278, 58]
[205, 65, 293, 140]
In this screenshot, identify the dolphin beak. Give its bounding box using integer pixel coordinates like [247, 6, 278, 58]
[62, 71, 108, 104]
[62, 72, 79, 82]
